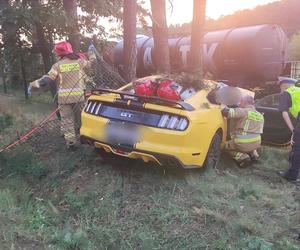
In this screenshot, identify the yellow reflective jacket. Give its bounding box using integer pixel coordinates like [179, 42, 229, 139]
[286, 85, 300, 119]
[228, 105, 264, 143]
[30, 52, 96, 104]
[48, 57, 91, 104]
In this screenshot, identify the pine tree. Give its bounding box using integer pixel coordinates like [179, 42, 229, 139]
[123, 0, 137, 82]
[150, 0, 170, 73]
[188, 0, 206, 75]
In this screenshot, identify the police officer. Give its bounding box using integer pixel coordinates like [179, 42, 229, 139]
[221, 95, 264, 167]
[29, 41, 96, 149]
[277, 77, 300, 182]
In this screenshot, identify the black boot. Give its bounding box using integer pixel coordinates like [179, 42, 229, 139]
[277, 171, 300, 183]
[238, 158, 252, 168]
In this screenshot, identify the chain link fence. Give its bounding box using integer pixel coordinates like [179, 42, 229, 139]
[0, 53, 127, 153]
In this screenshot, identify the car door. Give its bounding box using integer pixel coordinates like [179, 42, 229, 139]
[255, 94, 291, 145]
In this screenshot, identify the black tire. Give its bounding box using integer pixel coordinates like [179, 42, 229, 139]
[203, 132, 222, 169]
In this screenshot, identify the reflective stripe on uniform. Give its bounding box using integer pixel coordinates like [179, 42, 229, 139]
[248, 111, 264, 122]
[234, 134, 261, 143]
[58, 91, 84, 97]
[59, 63, 80, 72]
[243, 119, 250, 135]
[229, 109, 235, 118]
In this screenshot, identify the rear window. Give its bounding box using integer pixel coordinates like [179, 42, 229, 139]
[255, 94, 279, 108]
[118, 83, 197, 101]
[207, 85, 254, 106]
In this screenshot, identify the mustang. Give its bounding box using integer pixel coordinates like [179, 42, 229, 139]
[80, 76, 289, 169]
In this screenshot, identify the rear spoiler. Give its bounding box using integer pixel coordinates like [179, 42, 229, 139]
[91, 88, 195, 111]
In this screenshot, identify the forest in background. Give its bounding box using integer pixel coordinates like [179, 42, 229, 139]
[1, 0, 300, 96]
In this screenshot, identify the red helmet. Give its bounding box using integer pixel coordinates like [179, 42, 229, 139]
[53, 41, 73, 57]
[134, 80, 158, 96]
[157, 80, 182, 101]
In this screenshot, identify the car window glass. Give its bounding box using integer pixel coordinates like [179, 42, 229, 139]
[255, 94, 279, 108]
[207, 85, 254, 106]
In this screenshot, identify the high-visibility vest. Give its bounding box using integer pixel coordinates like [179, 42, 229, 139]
[48, 58, 90, 104]
[286, 85, 300, 119]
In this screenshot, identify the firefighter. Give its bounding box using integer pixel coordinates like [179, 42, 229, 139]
[221, 95, 264, 167]
[28, 41, 96, 149]
[277, 77, 300, 182]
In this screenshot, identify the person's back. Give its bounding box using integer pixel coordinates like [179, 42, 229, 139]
[50, 56, 90, 104]
[28, 41, 96, 149]
[222, 95, 264, 167]
[230, 105, 264, 138]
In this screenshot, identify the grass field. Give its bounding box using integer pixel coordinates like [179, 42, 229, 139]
[0, 95, 299, 250]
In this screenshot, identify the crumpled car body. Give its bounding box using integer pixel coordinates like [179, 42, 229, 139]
[80, 76, 287, 168]
[80, 77, 231, 168]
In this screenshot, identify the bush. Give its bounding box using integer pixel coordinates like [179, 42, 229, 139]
[0, 147, 47, 179]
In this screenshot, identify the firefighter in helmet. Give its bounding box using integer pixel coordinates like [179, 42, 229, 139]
[28, 41, 96, 149]
[221, 95, 264, 167]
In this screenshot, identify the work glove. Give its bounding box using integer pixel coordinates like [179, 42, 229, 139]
[87, 44, 97, 63]
[27, 85, 32, 96]
[88, 43, 96, 52]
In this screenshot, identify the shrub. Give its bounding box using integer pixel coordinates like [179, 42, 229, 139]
[0, 148, 47, 179]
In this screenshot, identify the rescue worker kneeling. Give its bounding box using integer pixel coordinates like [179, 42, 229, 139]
[28, 41, 96, 149]
[221, 95, 264, 167]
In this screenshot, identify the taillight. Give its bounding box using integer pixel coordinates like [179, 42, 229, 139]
[84, 100, 102, 115]
[158, 115, 188, 131]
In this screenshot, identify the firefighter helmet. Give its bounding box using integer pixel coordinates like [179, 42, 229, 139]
[134, 80, 158, 96]
[53, 41, 73, 57]
[157, 80, 182, 101]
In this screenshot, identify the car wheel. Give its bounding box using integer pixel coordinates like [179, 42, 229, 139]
[203, 132, 222, 169]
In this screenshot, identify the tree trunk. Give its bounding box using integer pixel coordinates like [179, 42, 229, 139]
[35, 23, 52, 72]
[1, 65, 7, 93]
[19, 43, 28, 100]
[150, 0, 170, 73]
[31, 0, 52, 72]
[188, 0, 206, 75]
[63, 0, 80, 53]
[123, 0, 137, 82]
[0, 0, 22, 89]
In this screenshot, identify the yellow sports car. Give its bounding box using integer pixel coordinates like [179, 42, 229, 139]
[80, 76, 247, 169]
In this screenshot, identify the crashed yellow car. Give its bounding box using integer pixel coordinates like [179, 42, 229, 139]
[80, 76, 244, 169]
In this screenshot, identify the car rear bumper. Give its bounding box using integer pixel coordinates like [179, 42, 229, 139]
[80, 136, 201, 169]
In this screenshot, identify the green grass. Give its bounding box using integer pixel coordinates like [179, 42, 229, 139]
[0, 113, 13, 132]
[0, 95, 299, 249]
